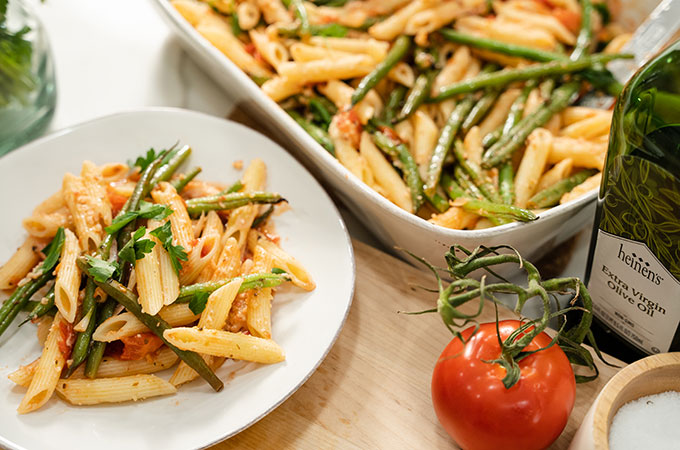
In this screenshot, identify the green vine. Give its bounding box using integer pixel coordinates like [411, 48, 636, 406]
[411, 245, 606, 388]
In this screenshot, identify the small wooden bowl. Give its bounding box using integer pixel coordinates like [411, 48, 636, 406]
[570, 352, 680, 449]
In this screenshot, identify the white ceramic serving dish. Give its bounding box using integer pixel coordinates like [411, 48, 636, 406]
[0, 108, 355, 450]
[152, 0, 660, 265]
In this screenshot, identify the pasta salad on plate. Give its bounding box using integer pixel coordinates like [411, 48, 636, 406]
[1, 145, 314, 412]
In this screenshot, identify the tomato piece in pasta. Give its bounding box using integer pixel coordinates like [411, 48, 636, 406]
[119, 333, 164, 361]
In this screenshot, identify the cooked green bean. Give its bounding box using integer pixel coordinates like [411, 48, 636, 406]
[171, 167, 202, 193]
[150, 145, 191, 187]
[382, 85, 407, 123]
[454, 166, 486, 201]
[462, 89, 500, 134]
[186, 192, 285, 216]
[291, 0, 311, 36]
[454, 197, 537, 222]
[309, 96, 336, 128]
[571, 0, 593, 60]
[482, 81, 580, 168]
[432, 53, 631, 101]
[453, 140, 502, 203]
[84, 298, 116, 378]
[482, 80, 536, 149]
[499, 163, 515, 206]
[439, 28, 563, 63]
[482, 127, 502, 149]
[426, 192, 450, 213]
[176, 272, 291, 302]
[424, 95, 477, 196]
[527, 169, 598, 208]
[441, 172, 467, 200]
[78, 258, 223, 391]
[393, 71, 434, 123]
[219, 180, 243, 195]
[0, 270, 53, 337]
[502, 81, 535, 136]
[20, 287, 55, 325]
[372, 130, 425, 212]
[252, 205, 275, 228]
[287, 109, 335, 156]
[64, 280, 97, 378]
[351, 35, 411, 106]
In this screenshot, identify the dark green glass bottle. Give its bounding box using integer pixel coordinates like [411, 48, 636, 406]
[585, 39, 680, 363]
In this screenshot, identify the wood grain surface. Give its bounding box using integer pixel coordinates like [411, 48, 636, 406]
[211, 239, 622, 450]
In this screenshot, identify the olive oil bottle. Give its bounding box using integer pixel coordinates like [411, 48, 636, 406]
[585, 39, 680, 363]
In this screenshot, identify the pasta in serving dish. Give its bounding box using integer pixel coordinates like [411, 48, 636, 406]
[0, 145, 314, 413]
[169, 0, 631, 230]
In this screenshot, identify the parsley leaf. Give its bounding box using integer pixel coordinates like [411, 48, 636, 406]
[311, 23, 347, 37]
[105, 211, 138, 234]
[271, 267, 287, 274]
[593, 2, 611, 24]
[137, 201, 173, 220]
[85, 255, 119, 283]
[149, 220, 172, 243]
[188, 291, 210, 315]
[130, 148, 158, 172]
[105, 202, 173, 234]
[150, 222, 188, 274]
[119, 227, 156, 265]
[41, 227, 65, 274]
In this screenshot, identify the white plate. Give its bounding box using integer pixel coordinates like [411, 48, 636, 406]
[0, 108, 355, 450]
[152, 0, 660, 269]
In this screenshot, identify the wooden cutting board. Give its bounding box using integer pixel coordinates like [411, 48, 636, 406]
[210, 239, 622, 450]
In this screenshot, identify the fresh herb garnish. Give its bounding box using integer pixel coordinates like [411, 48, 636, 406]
[593, 2, 611, 25]
[129, 148, 158, 172]
[105, 201, 173, 234]
[0, 0, 36, 107]
[85, 255, 120, 283]
[310, 23, 348, 37]
[41, 227, 65, 274]
[188, 291, 210, 315]
[149, 221, 188, 274]
[118, 227, 156, 265]
[271, 267, 287, 274]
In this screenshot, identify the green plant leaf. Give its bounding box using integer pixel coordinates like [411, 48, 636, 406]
[85, 255, 119, 283]
[41, 227, 65, 274]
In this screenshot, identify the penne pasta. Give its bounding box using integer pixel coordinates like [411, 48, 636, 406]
[164, 327, 285, 364]
[560, 172, 603, 204]
[359, 131, 413, 212]
[93, 303, 199, 342]
[56, 375, 177, 405]
[17, 313, 68, 414]
[277, 55, 376, 84]
[170, 278, 242, 386]
[536, 158, 574, 192]
[54, 229, 81, 323]
[549, 137, 607, 170]
[0, 236, 41, 290]
[514, 128, 552, 209]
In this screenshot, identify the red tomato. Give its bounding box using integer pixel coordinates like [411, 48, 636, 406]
[119, 333, 164, 361]
[552, 8, 582, 34]
[431, 320, 575, 450]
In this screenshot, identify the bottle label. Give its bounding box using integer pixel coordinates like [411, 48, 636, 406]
[589, 230, 680, 354]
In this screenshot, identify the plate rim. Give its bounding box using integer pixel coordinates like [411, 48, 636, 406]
[0, 107, 356, 450]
